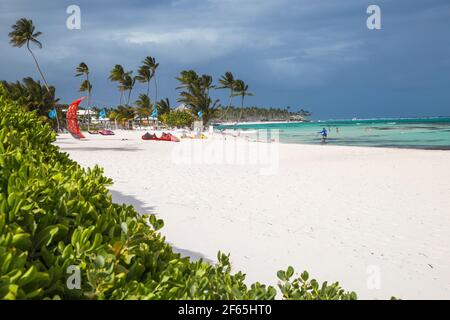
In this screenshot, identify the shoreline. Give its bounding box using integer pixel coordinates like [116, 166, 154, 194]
[214, 130, 450, 152]
[55, 131, 450, 299]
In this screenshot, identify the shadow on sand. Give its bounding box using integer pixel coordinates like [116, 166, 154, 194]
[109, 189, 213, 263]
[109, 189, 156, 215]
[61, 146, 142, 152]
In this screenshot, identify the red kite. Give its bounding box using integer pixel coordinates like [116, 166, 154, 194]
[66, 97, 86, 139]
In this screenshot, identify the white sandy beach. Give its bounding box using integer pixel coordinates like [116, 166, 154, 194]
[55, 130, 450, 300]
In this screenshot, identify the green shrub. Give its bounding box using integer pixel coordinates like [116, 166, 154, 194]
[0, 87, 357, 300]
[160, 110, 194, 128]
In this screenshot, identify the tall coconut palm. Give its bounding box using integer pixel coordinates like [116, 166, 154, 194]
[75, 62, 91, 103]
[232, 79, 253, 121]
[142, 56, 159, 102]
[121, 74, 136, 106]
[136, 65, 152, 96]
[9, 18, 60, 131]
[79, 79, 92, 130]
[136, 58, 155, 97]
[9, 18, 49, 92]
[75, 62, 92, 128]
[109, 64, 130, 106]
[216, 72, 235, 120]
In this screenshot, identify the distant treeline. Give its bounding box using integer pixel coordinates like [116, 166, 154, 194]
[212, 106, 312, 122]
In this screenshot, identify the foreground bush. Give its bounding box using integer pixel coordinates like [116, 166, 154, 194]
[0, 88, 357, 300]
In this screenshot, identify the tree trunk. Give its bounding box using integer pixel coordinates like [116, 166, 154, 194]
[55, 105, 60, 132]
[87, 74, 91, 131]
[87, 90, 91, 131]
[147, 80, 150, 97]
[154, 75, 158, 104]
[119, 90, 123, 106]
[238, 95, 244, 121]
[27, 42, 50, 92]
[127, 88, 133, 106]
[27, 43, 61, 132]
[217, 91, 233, 121]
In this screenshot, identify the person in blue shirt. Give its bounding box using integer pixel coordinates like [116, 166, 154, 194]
[318, 128, 328, 143]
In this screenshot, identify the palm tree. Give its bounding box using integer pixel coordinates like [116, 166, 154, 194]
[9, 18, 61, 131]
[142, 56, 159, 102]
[113, 105, 135, 129]
[75, 62, 91, 101]
[75, 62, 92, 128]
[136, 65, 153, 97]
[121, 74, 136, 106]
[298, 108, 312, 119]
[232, 80, 253, 121]
[176, 70, 220, 125]
[156, 98, 171, 116]
[200, 74, 215, 95]
[216, 72, 235, 119]
[9, 18, 49, 92]
[135, 94, 152, 125]
[109, 64, 130, 105]
[176, 70, 199, 90]
[79, 79, 92, 129]
[1, 77, 59, 123]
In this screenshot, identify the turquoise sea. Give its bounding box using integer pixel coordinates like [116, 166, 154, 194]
[215, 117, 450, 150]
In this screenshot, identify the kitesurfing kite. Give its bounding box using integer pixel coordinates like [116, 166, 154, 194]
[66, 97, 86, 139]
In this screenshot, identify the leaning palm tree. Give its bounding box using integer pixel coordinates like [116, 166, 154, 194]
[200, 74, 215, 95]
[232, 80, 253, 121]
[79, 79, 92, 130]
[136, 58, 155, 97]
[121, 74, 136, 106]
[109, 64, 130, 106]
[75, 62, 92, 127]
[9, 18, 49, 92]
[216, 72, 235, 120]
[176, 70, 199, 90]
[142, 56, 159, 102]
[75, 62, 91, 102]
[9, 18, 61, 131]
[136, 65, 152, 96]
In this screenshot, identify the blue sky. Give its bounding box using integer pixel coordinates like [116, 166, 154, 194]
[1, 0, 450, 119]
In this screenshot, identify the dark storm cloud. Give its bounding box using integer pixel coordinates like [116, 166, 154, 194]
[1, 0, 450, 118]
